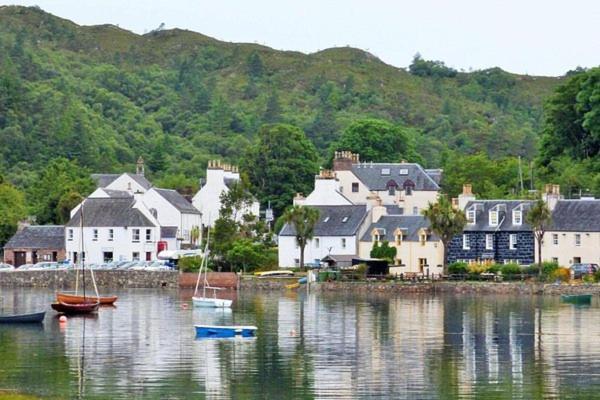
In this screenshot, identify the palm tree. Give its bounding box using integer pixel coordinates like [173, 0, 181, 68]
[283, 205, 320, 270]
[526, 199, 552, 278]
[422, 195, 467, 276]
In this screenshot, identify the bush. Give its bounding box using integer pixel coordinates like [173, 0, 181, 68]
[552, 267, 571, 282]
[487, 264, 501, 274]
[448, 262, 468, 274]
[583, 273, 597, 283]
[178, 256, 203, 273]
[467, 263, 489, 275]
[500, 263, 521, 276]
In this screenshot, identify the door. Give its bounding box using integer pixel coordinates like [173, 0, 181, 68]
[14, 252, 26, 267]
[32, 251, 38, 264]
[418, 258, 428, 274]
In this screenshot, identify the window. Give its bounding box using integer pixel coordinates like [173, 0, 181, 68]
[341, 238, 347, 249]
[146, 229, 152, 241]
[315, 238, 320, 248]
[323, 216, 330, 223]
[388, 186, 396, 196]
[108, 229, 114, 241]
[381, 168, 391, 175]
[490, 211, 498, 226]
[419, 233, 427, 246]
[399, 169, 408, 175]
[132, 229, 140, 242]
[342, 216, 349, 223]
[373, 233, 380, 243]
[395, 233, 402, 245]
[93, 229, 98, 241]
[352, 182, 359, 193]
[103, 252, 113, 263]
[573, 257, 581, 264]
[68, 229, 73, 241]
[552, 257, 558, 263]
[509, 234, 517, 250]
[552, 233, 558, 245]
[575, 234, 581, 247]
[467, 210, 476, 224]
[413, 207, 418, 216]
[418, 258, 428, 273]
[513, 210, 522, 225]
[405, 186, 413, 196]
[132, 252, 140, 261]
[146, 252, 152, 261]
[485, 234, 494, 250]
[463, 235, 470, 250]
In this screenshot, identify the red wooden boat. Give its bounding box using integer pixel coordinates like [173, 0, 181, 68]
[51, 301, 100, 314]
[56, 292, 118, 306]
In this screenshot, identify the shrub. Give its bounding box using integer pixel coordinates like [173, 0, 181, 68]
[500, 263, 521, 276]
[487, 264, 501, 274]
[467, 263, 489, 275]
[448, 262, 468, 274]
[178, 256, 203, 273]
[551, 267, 571, 282]
[583, 273, 597, 283]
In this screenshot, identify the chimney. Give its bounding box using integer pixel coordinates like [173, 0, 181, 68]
[458, 184, 476, 210]
[206, 160, 225, 185]
[333, 150, 359, 171]
[542, 183, 562, 211]
[371, 196, 387, 223]
[293, 193, 306, 206]
[136, 156, 145, 176]
[451, 198, 459, 209]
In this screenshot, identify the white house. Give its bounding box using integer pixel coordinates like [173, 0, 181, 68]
[90, 157, 152, 195]
[65, 197, 162, 264]
[293, 169, 353, 207]
[142, 188, 202, 245]
[192, 160, 260, 227]
[331, 151, 441, 216]
[278, 205, 369, 268]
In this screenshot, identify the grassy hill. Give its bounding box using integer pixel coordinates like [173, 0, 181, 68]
[0, 5, 562, 192]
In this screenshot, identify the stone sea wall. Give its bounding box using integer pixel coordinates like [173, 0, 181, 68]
[0, 270, 179, 288]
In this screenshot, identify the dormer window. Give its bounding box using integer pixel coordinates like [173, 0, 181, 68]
[513, 209, 522, 225]
[489, 211, 499, 226]
[342, 216, 349, 223]
[399, 169, 408, 175]
[419, 230, 427, 246]
[403, 180, 415, 196]
[386, 180, 398, 196]
[467, 209, 476, 224]
[394, 228, 403, 245]
[323, 216, 330, 223]
[381, 168, 391, 176]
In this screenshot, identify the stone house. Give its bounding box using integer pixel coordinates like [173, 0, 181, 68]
[3, 225, 65, 267]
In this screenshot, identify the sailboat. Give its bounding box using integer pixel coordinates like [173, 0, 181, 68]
[52, 199, 101, 315]
[192, 229, 232, 308]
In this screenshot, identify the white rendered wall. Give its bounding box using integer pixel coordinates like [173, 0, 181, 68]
[304, 178, 353, 206]
[105, 173, 148, 194]
[540, 231, 600, 267]
[278, 235, 357, 268]
[142, 189, 201, 244]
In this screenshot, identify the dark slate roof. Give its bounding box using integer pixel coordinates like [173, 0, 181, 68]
[464, 200, 534, 232]
[385, 205, 404, 215]
[91, 173, 152, 190]
[361, 216, 439, 242]
[65, 198, 155, 227]
[280, 205, 368, 237]
[550, 200, 600, 232]
[4, 225, 65, 249]
[425, 169, 443, 185]
[161, 226, 178, 238]
[351, 163, 440, 191]
[103, 189, 132, 198]
[153, 188, 201, 214]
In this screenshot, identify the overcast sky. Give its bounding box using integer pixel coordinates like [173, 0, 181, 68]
[4, 0, 599, 76]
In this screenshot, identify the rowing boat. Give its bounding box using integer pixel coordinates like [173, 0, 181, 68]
[56, 292, 117, 306]
[0, 311, 46, 323]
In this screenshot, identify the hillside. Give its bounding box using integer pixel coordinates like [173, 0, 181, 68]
[0, 5, 562, 191]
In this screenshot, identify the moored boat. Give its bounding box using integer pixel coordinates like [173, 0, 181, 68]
[192, 229, 232, 308]
[0, 311, 46, 323]
[195, 324, 257, 338]
[192, 293, 233, 308]
[56, 292, 118, 306]
[51, 301, 99, 314]
[561, 294, 592, 304]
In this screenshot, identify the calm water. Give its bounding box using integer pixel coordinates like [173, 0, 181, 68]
[0, 288, 600, 399]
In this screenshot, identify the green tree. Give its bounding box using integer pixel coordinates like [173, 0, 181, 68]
[263, 91, 281, 123]
[55, 191, 83, 224]
[526, 199, 552, 278]
[333, 119, 421, 163]
[370, 240, 397, 263]
[282, 205, 320, 270]
[0, 181, 26, 247]
[246, 51, 264, 79]
[422, 195, 466, 275]
[226, 238, 268, 273]
[242, 124, 319, 216]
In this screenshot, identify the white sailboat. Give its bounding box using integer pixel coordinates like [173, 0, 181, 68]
[192, 229, 232, 308]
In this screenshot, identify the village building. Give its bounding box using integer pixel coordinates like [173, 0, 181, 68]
[358, 200, 444, 276]
[331, 151, 441, 216]
[90, 157, 152, 194]
[3, 225, 65, 267]
[448, 185, 535, 265]
[192, 160, 260, 227]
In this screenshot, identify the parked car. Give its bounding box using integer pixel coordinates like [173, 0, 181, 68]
[0, 263, 15, 271]
[570, 263, 599, 279]
[17, 264, 35, 270]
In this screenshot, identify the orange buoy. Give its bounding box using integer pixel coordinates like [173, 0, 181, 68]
[59, 315, 67, 323]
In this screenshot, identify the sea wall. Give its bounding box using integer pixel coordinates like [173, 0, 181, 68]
[0, 270, 179, 288]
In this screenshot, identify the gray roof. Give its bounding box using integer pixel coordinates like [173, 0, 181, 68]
[464, 200, 534, 232]
[91, 173, 152, 190]
[550, 200, 600, 232]
[280, 205, 368, 237]
[385, 205, 404, 215]
[66, 198, 156, 227]
[425, 169, 443, 185]
[153, 188, 201, 214]
[361, 216, 439, 242]
[103, 189, 132, 198]
[161, 226, 178, 238]
[351, 163, 440, 191]
[4, 225, 65, 250]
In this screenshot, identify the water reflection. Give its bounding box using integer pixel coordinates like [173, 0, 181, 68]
[1, 288, 600, 399]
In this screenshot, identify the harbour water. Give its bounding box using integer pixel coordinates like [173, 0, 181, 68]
[1, 288, 600, 399]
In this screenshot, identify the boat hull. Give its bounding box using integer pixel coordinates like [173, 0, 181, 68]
[561, 294, 592, 304]
[195, 325, 257, 338]
[51, 301, 100, 314]
[192, 296, 232, 308]
[0, 311, 46, 323]
[56, 292, 118, 305]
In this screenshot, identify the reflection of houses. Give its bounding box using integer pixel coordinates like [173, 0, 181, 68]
[3, 225, 65, 267]
[358, 200, 444, 275]
[192, 160, 260, 227]
[448, 185, 534, 265]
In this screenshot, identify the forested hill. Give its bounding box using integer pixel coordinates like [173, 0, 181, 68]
[0, 6, 563, 186]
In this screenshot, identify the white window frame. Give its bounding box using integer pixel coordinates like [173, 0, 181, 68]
[485, 234, 493, 250]
[467, 210, 476, 225]
[512, 210, 522, 225]
[108, 229, 114, 241]
[341, 238, 347, 249]
[509, 234, 517, 250]
[489, 211, 498, 226]
[462, 234, 470, 250]
[575, 233, 581, 247]
[132, 229, 140, 243]
[68, 229, 73, 241]
[552, 233, 558, 245]
[145, 229, 152, 242]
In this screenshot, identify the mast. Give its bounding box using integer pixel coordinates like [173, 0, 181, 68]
[82, 199, 86, 299]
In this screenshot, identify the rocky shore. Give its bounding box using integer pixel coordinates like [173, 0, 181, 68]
[0, 270, 179, 288]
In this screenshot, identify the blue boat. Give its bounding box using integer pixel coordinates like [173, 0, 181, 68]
[195, 324, 257, 338]
[0, 311, 45, 324]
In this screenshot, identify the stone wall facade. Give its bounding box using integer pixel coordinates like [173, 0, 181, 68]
[4, 248, 66, 266]
[447, 231, 534, 265]
[0, 270, 178, 288]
